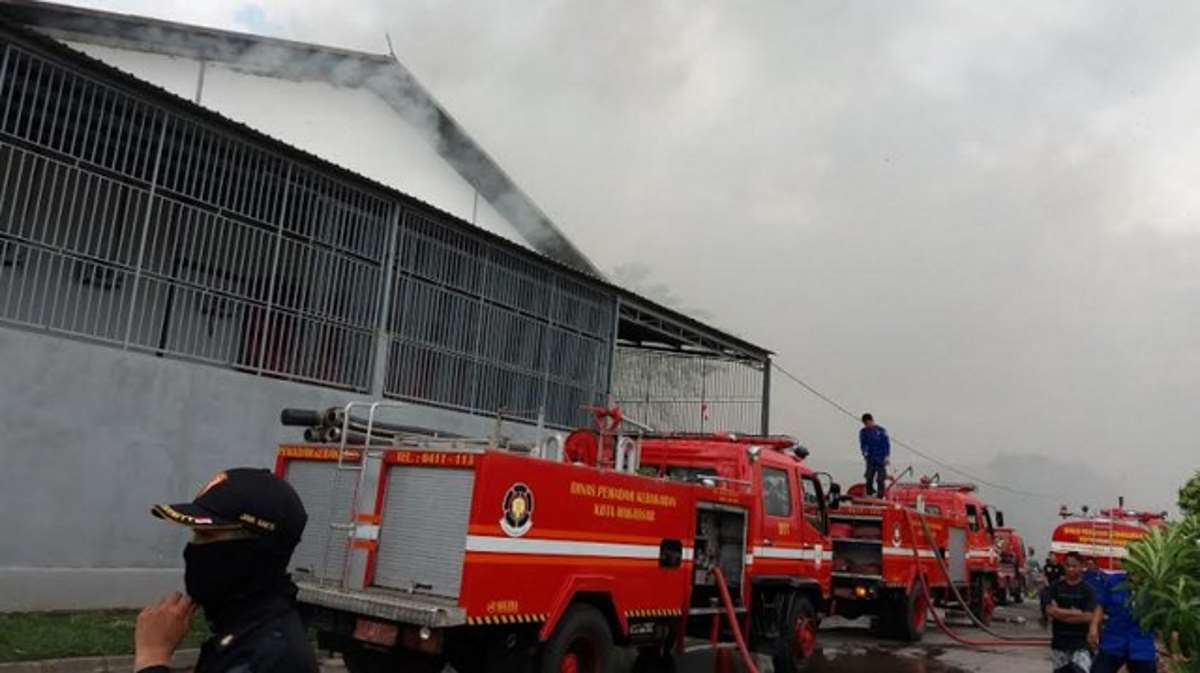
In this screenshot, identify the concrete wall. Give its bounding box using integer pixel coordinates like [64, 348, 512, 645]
[0, 324, 549, 610]
[63, 42, 523, 246]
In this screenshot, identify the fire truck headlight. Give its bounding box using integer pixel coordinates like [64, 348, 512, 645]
[419, 627, 432, 641]
[854, 585, 869, 599]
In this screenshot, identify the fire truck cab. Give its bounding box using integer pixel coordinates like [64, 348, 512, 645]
[887, 481, 1000, 586]
[637, 434, 833, 669]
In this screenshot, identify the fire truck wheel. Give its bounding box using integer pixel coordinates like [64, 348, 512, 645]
[770, 594, 817, 673]
[540, 605, 615, 673]
[969, 576, 995, 627]
[894, 577, 929, 642]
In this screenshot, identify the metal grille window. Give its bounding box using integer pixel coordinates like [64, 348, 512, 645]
[384, 209, 612, 428]
[0, 46, 163, 182]
[0, 42, 388, 391]
[613, 348, 764, 434]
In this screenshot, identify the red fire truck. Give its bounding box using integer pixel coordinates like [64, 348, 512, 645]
[992, 527, 1027, 605]
[828, 479, 1001, 640]
[636, 433, 834, 663]
[276, 405, 829, 673]
[1050, 501, 1167, 570]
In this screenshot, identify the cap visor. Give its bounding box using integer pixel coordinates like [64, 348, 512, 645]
[151, 502, 241, 530]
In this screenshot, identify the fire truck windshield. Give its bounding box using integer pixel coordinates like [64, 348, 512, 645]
[966, 504, 980, 532]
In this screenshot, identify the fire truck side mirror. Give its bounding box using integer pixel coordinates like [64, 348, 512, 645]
[659, 539, 683, 568]
[996, 511, 1006, 528]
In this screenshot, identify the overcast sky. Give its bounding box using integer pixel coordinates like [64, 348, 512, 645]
[63, 0, 1198, 544]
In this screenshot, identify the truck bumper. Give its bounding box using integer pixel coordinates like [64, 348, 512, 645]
[297, 581, 467, 628]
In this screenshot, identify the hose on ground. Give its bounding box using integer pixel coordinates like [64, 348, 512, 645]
[900, 507, 1049, 647]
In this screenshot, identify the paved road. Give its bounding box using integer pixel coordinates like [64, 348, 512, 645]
[816, 601, 1052, 673]
[314, 601, 1052, 673]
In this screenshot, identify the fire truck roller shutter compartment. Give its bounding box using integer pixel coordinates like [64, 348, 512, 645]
[692, 504, 748, 608]
[285, 460, 357, 583]
[375, 467, 475, 597]
[946, 527, 968, 584]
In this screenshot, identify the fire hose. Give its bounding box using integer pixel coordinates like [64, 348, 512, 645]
[900, 507, 1050, 647]
[710, 565, 760, 673]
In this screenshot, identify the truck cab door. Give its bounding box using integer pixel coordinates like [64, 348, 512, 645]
[755, 457, 806, 570]
[758, 459, 800, 545]
[800, 474, 829, 538]
[800, 473, 832, 584]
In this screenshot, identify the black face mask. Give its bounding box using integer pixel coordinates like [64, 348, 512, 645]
[183, 538, 286, 609]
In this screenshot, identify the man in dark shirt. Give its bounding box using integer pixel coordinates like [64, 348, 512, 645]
[133, 468, 318, 673]
[858, 413, 890, 497]
[1045, 552, 1101, 673]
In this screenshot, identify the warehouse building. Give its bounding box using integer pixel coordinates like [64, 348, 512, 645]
[0, 1, 770, 609]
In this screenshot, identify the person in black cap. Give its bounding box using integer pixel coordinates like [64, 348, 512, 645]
[133, 468, 318, 673]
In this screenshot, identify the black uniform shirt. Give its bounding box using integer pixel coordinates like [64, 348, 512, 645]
[138, 596, 317, 673]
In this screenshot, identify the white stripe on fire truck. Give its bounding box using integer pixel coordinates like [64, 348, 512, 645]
[966, 550, 997, 559]
[880, 547, 938, 558]
[352, 524, 379, 541]
[751, 547, 834, 561]
[466, 535, 692, 560]
[1050, 541, 1129, 558]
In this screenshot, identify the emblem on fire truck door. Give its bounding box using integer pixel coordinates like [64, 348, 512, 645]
[891, 523, 903, 548]
[500, 483, 534, 537]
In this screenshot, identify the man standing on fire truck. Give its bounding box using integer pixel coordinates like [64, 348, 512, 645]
[859, 413, 890, 497]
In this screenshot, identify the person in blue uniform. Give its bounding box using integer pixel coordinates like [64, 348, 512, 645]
[858, 413, 890, 497]
[1087, 567, 1157, 673]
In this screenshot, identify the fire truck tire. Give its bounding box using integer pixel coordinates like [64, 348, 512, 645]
[540, 604, 616, 673]
[770, 594, 817, 673]
[969, 576, 995, 627]
[893, 577, 929, 642]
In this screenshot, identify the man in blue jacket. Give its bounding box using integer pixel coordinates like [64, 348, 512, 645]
[1087, 567, 1157, 673]
[859, 413, 890, 497]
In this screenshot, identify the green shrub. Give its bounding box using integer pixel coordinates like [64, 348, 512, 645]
[1180, 471, 1200, 519]
[1124, 515, 1200, 672]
